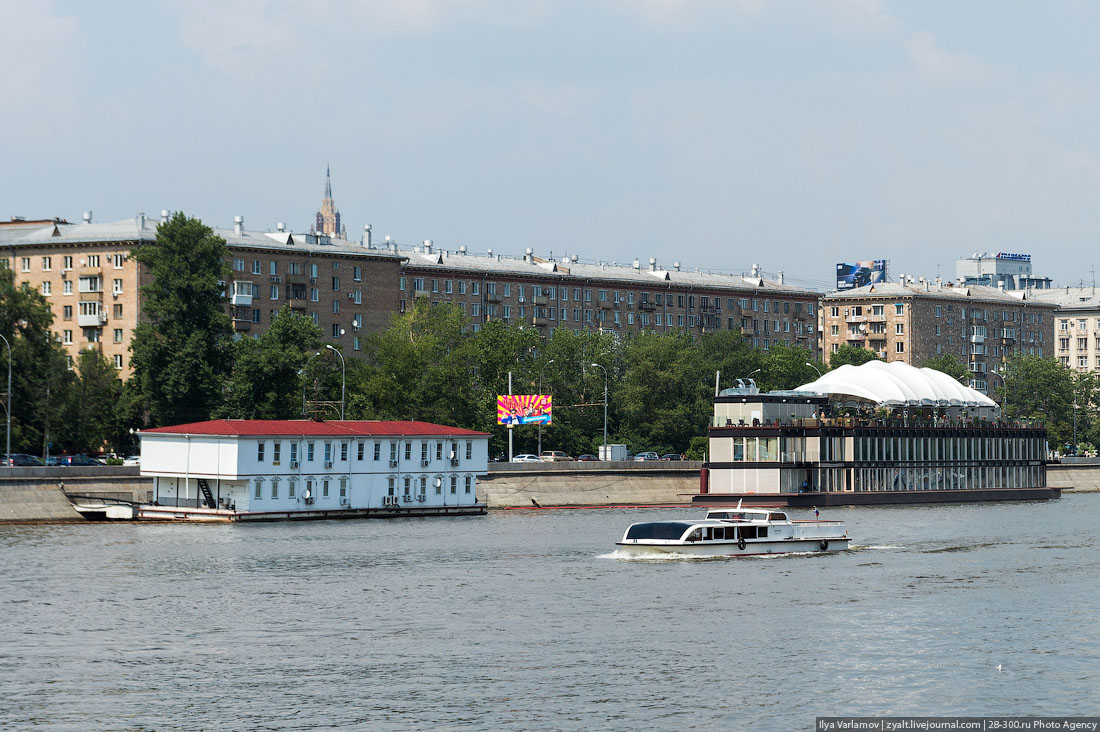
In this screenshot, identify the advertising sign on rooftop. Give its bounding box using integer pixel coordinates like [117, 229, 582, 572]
[497, 394, 552, 425]
[836, 260, 887, 291]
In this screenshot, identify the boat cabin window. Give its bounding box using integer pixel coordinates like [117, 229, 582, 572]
[625, 522, 694, 541]
[768, 513, 787, 521]
[687, 528, 703, 542]
[738, 526, 769, 539]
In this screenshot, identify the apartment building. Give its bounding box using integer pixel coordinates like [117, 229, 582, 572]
[2, 212, 403, 376]
[1024, 287, 1100, 372]
[821, 280, 1056, 394]
[397, 243, 821, 352]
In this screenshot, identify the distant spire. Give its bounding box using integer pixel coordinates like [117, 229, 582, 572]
[324, 164, 332, 199]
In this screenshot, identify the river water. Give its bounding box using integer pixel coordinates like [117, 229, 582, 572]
[1, 495, 1097, 731]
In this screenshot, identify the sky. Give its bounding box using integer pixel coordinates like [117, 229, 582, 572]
[4, 0, 1100, 292]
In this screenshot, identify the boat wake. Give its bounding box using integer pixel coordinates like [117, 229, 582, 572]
[849, 544, 903, 550]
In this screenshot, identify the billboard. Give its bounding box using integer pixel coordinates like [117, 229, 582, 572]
[836, 260, 887, 290]
[497, 394, 552, 425]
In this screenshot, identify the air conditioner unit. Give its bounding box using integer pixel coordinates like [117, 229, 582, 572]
[348, 292, 355, 299]
[389, 459, 398, 467]
[417, 494, 426, 502]
[421, 459, 430, 466]
[402, 494, 413, 502]
[290, 461, 299, 469]
[450, 458, 459, 467]
[271, 276, 282, 283]
[324, 461, 333, 469]
[310, 277, 317, 284]
[304, 496, 314, 505]
[340, 498, 349, 505]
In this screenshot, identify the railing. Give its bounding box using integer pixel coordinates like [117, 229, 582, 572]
[710, 415, 1046, 430]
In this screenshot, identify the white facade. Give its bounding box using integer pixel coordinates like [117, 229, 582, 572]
[140, 422, 489, 512]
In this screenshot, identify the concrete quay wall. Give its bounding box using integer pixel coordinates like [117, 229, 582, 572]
[481, 462, 702, 507]
[1047, 464, 1100, 492]
[0, 467, 151, 523]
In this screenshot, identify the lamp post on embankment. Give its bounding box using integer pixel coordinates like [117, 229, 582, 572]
[0, 333, 10, 467]
[325, 344, 346, 420]
[537, 359, 554, 456]
[590, 362, 608, 460]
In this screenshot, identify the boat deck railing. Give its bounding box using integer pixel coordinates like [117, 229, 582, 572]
[712, 416, 1045, 430]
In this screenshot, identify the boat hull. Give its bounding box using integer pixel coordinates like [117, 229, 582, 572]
[615, 537, 849, 556]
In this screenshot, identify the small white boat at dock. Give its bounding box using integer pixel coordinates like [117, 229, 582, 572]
[617, 505, 848, 556]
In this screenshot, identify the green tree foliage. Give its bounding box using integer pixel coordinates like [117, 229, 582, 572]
[130, 213, 234, 425]
[218, 308, 324, 419]
[996, 355, 1085, 448]
[921, 354, 969, 383]
[0, 261, 73, 455]
[67, 351, 123, 453]
[828, 343, 880, 369]
[760, 344, 820, 391]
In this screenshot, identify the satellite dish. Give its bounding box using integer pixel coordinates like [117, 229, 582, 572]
[859, 323, 867, 331]
[449, 451, 456, 459]
[435, 477, 442, 488]
[303, 489, 312, 500]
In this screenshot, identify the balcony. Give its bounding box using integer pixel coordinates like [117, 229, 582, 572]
[845, 313, 867, 322]
[969, 334, 985, 344]
[230, 293, 253, 306]
[533, 295, 548, 305]
[532, 316, 549, 327]
[486, 292, 502, 303]
[77, 312, 107, 328]
[599, 301, 612, 309]
[414, 289, 429, 298]
[639, 302, 656, 311]
[846, 332, 866, 341]
[287, 299, 307, 311]
[233, 319, 252, 332]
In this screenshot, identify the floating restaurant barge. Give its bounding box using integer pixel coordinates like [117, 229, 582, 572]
[698, 361, 1058, 506]
[136, 419, 490, 521]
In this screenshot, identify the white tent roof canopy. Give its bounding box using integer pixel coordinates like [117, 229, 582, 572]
[796, 360, 998, 408]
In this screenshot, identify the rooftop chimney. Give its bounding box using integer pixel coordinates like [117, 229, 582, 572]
[459, 245, 467, 254]
[363, 224, 371, 248]
[82, 211, 92, 224]
[632, 258, 640, 269]
[160, 210, 169, 222]
[277, 222, 286, 232]
[487, 248, 493, 258]
[649, 257, 657, 271]
[525, 247, 534, 264]
[423, 239, 432, 254]
[233, 215, 244, 236]
[778, 270, 785, 284]
[751, 263, 760, 278]
[137, 212, 146, 229]
[674, 261, 681, 271]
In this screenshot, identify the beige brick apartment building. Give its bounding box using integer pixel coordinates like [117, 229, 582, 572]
[1, 212, 403, 376]
[1024, 287, 1100, 373]
[821, 280, 1056, 394]
[398, 244, 821, 349]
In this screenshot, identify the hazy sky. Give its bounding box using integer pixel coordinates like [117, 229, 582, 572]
[5, 1, 1100, 291]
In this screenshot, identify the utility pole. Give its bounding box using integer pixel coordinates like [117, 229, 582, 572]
[507, 371, 513, 462]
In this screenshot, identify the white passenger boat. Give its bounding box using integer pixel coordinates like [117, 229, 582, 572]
[617, 506, 849, 556]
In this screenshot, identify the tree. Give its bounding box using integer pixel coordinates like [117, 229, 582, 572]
[218, 308, 324, 419]
[760, 344, 820, 391]
[995, 355, 1076, 444]
[0, 261, 73, 455]
[921, 354, 969, 384]
[828, 344, 879, 369]
[67, 351, 123, 453]
[130, 213, 233, 426]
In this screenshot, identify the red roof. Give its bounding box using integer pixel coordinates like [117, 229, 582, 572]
[141, 419, 490, 438]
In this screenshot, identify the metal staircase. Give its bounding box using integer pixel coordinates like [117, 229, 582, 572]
[197, 479, 216, 508]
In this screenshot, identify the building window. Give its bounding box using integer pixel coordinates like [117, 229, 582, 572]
[41, 282, 51, 296]
[323, 480, 330, 498]
[374, 442, 381, 461]
[113, 354, 123, 369]
[273, 442, 281, 464]
[63, 280, 72, 295]
[113, 254, 124, 268]
[896, 342, 905, 353]
[288, 480, 296, 499]
[270, 285, 279, 300]
[404, 442, 412, 460]
[113, 279, 123, 294]
[63, 330, 72, 344]
[20, 257, 30, 272]
[465, 476, 472, 494]
[896, 323, 904, 335]
[257, 442, 265, 462]
[233, 259, 245, 272]
[340, 442, 348, 461]
[252, 260, 261, 275]
[307, 441, 315, 461]
[63, 256, 73, 270]
[113, 328, 123, 343]
[255, 479, 263, 499]
[290, 442, 298, 463]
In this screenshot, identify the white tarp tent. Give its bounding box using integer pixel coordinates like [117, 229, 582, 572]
[797, 360, 997, 408]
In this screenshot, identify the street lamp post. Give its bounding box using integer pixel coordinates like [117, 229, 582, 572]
[0, 334, 9, 467]
[298, 351, 321, 418]
[590, 362, 608, 460]
[325, 344, 346, 420]
[537, 359, 554, 456]
[805, 361, 822, 378]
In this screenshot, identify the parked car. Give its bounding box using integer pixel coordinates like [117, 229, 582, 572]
[123, 455, 141, 466]
[576, 454, 599, 462]
[511, 454, 542, 463]
[53, 454, 103, 467]
[660, 453, 685, 461]
[3, 453, 45, 466]
[634, 451, 660, 461]
[539, 451, 573, 462]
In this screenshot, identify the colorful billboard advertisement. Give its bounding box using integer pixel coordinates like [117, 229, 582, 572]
[497, 394, 552, 425]
[836, 260, 887, 291]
